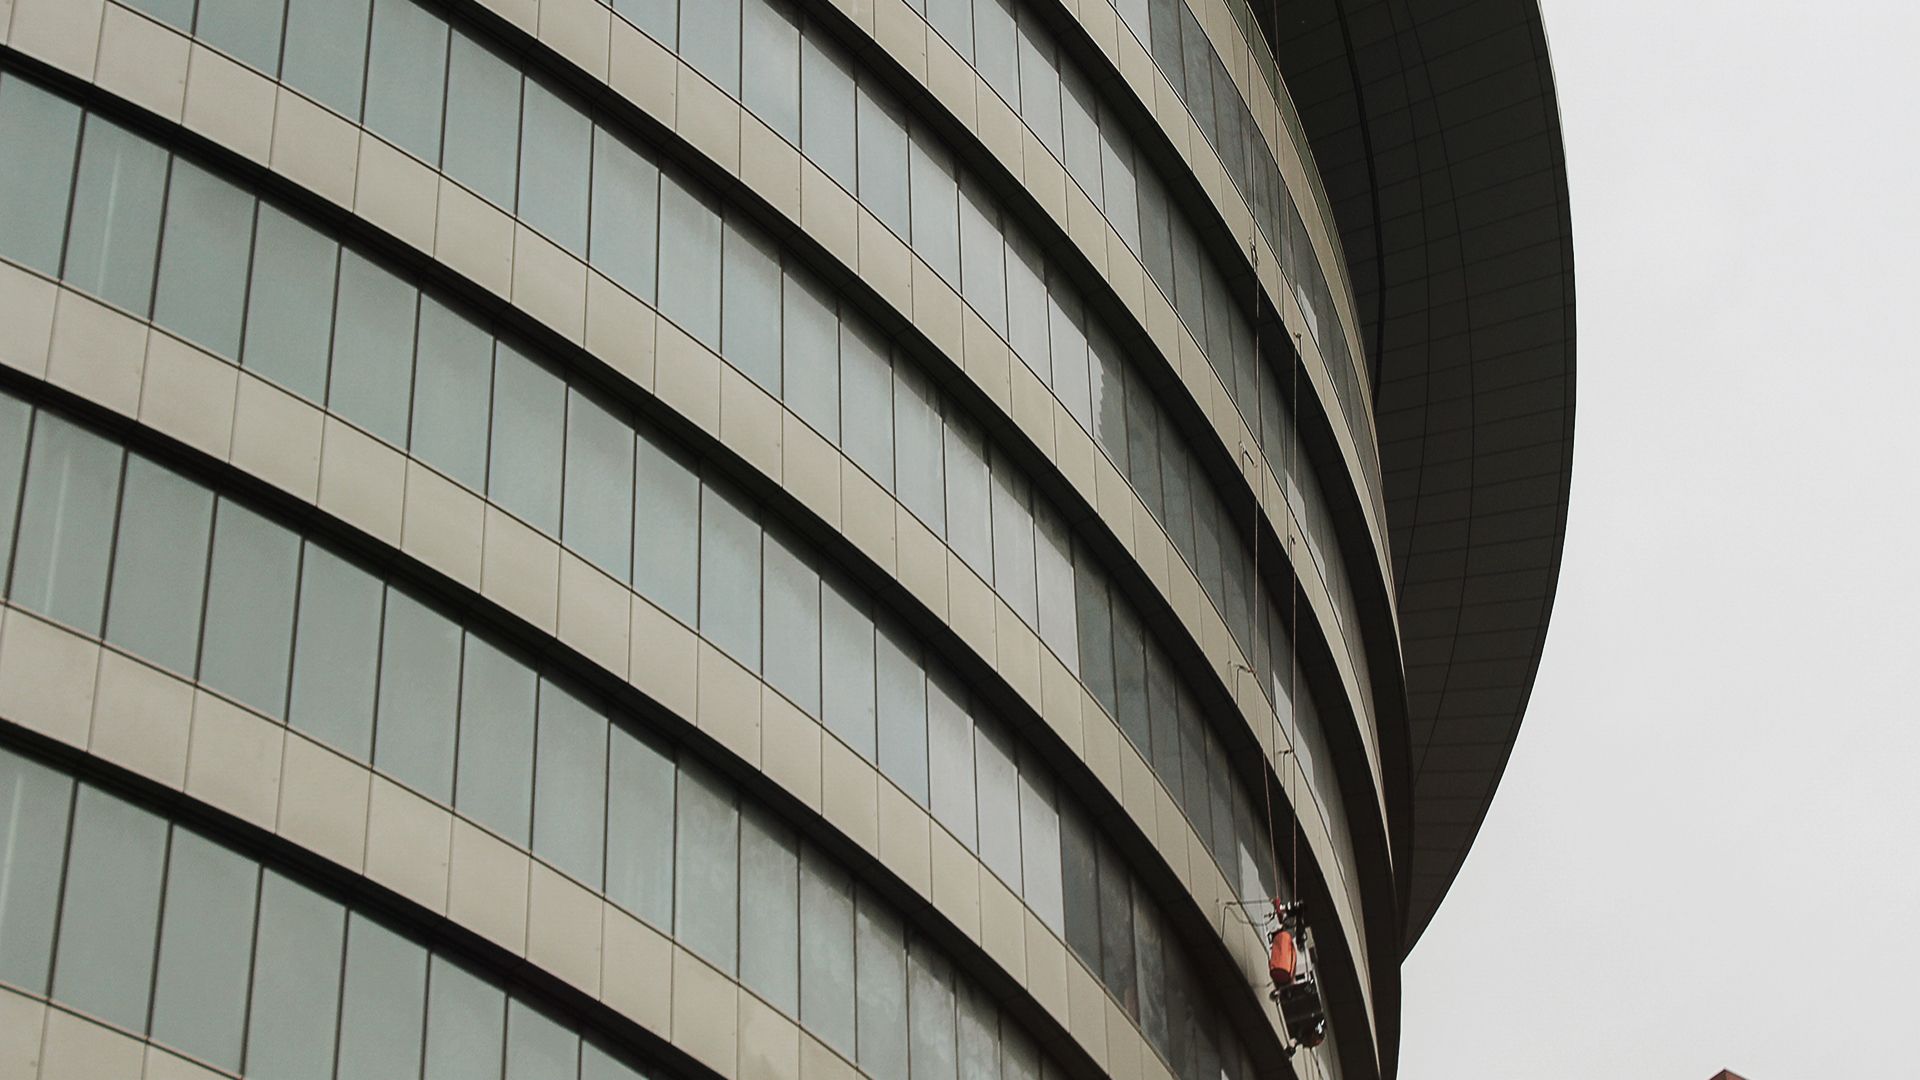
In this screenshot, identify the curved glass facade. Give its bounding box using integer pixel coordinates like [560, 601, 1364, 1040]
[0, 0, 1423, 1075]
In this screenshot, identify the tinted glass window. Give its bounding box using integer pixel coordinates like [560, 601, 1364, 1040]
[288, 545, 384, 757]
[893, 364, 945, 533]
[457, 635, 538, 846]
[675, 759, 739, 971]
[329, 250, 417, 446]
[800, 30, 857, 186]
[364, 0, 449, 162]
[533, 679, 609, 886]
[247, 872, 346, 1080]
[722, 216, 783, 392]
[489, 344, 566, 533]
[799, 848, 856, 1053]
[64, 115, 166, 314]
[659, 171, 723, 347]
[375, 589, 462, 801]
[424, 956, 506, 1080]
[739, 806, 800, 1013]
[839, 322, 893, 486]
[782, 267, 839, 438]
[820, 576, 877, 758]
[908, 130, 960, 282]
[0, 750, 70, 991]
[520, 78, 593, 254]
[563, 388, 636, 576]
[199, 500, 300, 717]
[244, 205, 339, 401]
[337, 914, 429, 1080]
[856, 84, 911, 234]
[683, 0, 743, 93]
[875, 622, 927, 804]
[763, 529, 822, 716]
[410, 297, 494, 490]
[153, 159, 255, 356]
[0, 75, 81, 275]
[282, 0, 373, 118]
[699, 480, 762, 670]
[589, 128, 660, 302]
[633, 429, 701, 622]
[444, 33, 523, 208]
[199, 0, 286, 71]
[606, 725, 675, 925]
[52, 787, 166, 1030]
[151, 829, 259, 1071]
[855, 896, 908, 1080]
[743, 0, 802, 140]
[105, 455, 213, 675]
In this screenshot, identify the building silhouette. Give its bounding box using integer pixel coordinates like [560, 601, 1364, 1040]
[0, 0, 1570, 1078]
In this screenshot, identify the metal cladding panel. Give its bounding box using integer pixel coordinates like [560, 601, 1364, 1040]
[1262, 0, 1576, 951]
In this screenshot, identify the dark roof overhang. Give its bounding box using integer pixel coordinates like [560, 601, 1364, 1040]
[1261, 0, 1577, 951]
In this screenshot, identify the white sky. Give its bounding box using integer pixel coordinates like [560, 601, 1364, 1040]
[1396, 0, 1920, 1076]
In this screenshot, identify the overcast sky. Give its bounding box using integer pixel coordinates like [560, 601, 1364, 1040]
[1396, 0, 1920, 1076]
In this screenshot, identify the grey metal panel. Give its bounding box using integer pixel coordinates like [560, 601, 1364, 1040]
[1262, 0, 1575, 951]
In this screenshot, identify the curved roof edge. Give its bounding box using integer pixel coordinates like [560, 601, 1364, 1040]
[1259, 0, 1576, 952]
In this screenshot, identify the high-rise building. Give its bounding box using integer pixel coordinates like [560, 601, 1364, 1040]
[0, 1, 1571, 1078]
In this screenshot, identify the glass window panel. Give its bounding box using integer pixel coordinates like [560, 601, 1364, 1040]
[289, 544, 383, 757]
[1111, 602, 1150, 752]
[614, 0, 676, 43]
[151, 829, 258, 1071]
[820, 575, 876, 759]
[956, 983, 998, 1080]
[533, 678, 609, 886]
[893, 363, 945, 533]
[364, 0, 449, 162]
[198, 0, 286, 71]
[856, 84, 910, 234]
[506, 1000, 578, 1080]
[1133, 890, 1170, 1056]
[1136, 170, 1175, 298]
[839, 321, 893, 486]
[375, 588, 462, 801]
[633, 428, 701, 623]
[1060, 67, 1103, 203]
[410, 296, 493, 490]
[590, 128, 660, 302]
[425, 956, 506, 1080]
[1057, 804, 1100, 969]
[337, 914, 429, 1080]
[329, 250, 417, 445]
[1096, 840, 1137, 1012]
[488, 344, 566, 533]
[1124, 369, 1164, 518]
[926, 671, 975, 848]
[1159, 433, 1196, 567]
[740, 805, 800, 1014]
[583, 1040, 647, 1080]
[564, 388, 636, 576]
[683, 0, 742, 93]
[247, 872, 345, 1080]
[659, 170, 723, 347]
[1045, 280, 1090, 428]
[855, 894, 908, 1080]
[799, 848, 856, 1053]
[282, 0, 373, 118]
[105, 455, 212, 674]
[200, 499, 299, 716]
[1034, 512, 1077, 670]
[927, 0, 972, 58]
[1001, 1019, 1040, 1080]
[606, 725, 675, 926]
[908, 130, 960, 282]
[457, 634, 538, 846]
[800, 28, 857, 188]
[973, 0, 1019, 106]
[1146, 648, 1183, 798]
[1177, 697, 1212, 844]
[699, 479, 762, 670]
[763, 529, 822, 716]
[782, 266, 839, 438]
[1178, 9, 1216, 144]
[63, 115, 167, 314]
[0, 749, 70, 991]
[974, 717, 1021, 888]
[0, 75, 82, 275]
[244, 205, 338, 401]
[153, 159, 254, 356]
[675, 758, 739, 972]
[0, 395, 23, 591]
[1170, 213, 1208, 345]
[1191, 473, 1224, 603]
[52, 786, 166, 1030]
[989, 462, 1036, 624]
[1205, 730, 1235, 872]
[1015, 757, 1061, 932]
[744, 0, 801, 140]
[444, 32, 522, 208]
[723, 215, 783, 391]
[1015, 19, 1062, 155]
[957, 178, 1006, 334]
[875, 621, 927, 805]
[1073, 569, 1115, 717]
[1004, 232, 1049, 380]
[1099, 116, 1140, 251]
[907, 946, 957, 1080]
[520, 78, 593, 254]
[942, 415, 991, 579]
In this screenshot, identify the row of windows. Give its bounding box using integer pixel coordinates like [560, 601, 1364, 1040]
[1103, 0, 1375, 495]
[0, 399, 1276, 1080]
[0, 745, 654, 1080]
[586, 0, 1371, 661]
[100, 0, 1371, 716]
[0, 65, 1360, 918]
